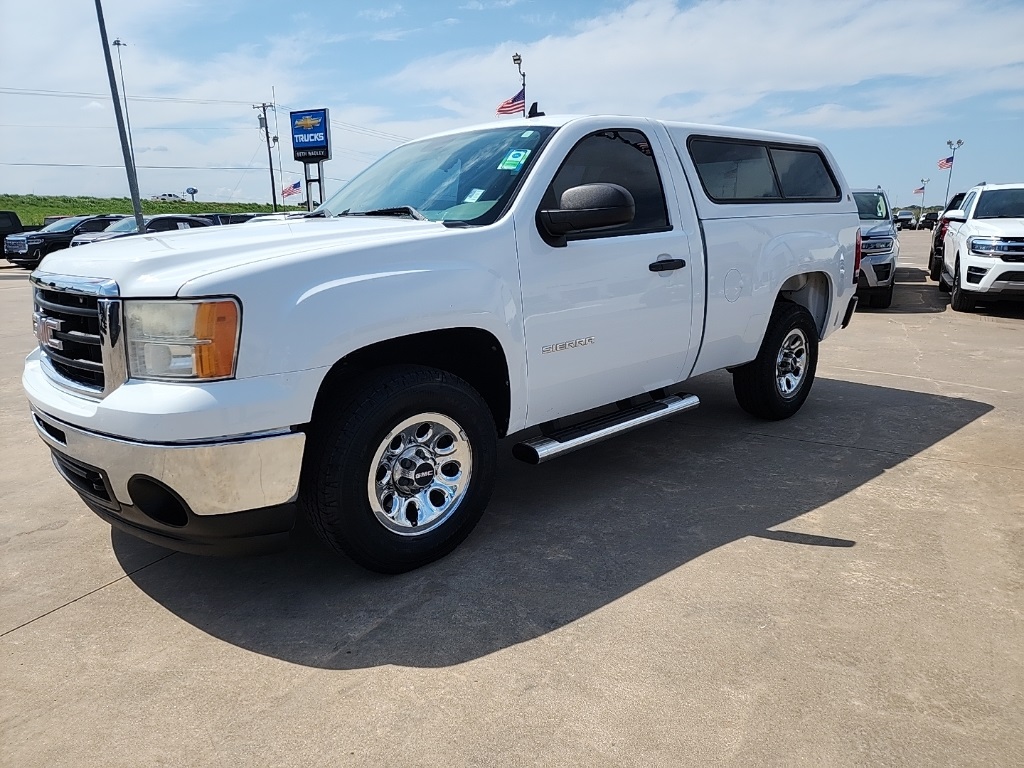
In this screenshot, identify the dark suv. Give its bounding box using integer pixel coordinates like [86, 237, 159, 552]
[917, 211, 939, 230]
[928, 192, 966, 281]
[4, 214, 125, 268]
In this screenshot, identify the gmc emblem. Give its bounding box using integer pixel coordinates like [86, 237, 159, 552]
[33, 313, 64, 351]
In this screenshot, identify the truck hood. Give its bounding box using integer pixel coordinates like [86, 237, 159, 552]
[35, 217, 447, 296]
[968, 219, 1024, 236]
[858, 221, 896, 238]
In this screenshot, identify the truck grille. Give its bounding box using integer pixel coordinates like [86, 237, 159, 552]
[33, 286, 107, 392]
[51, 450, 117, 511]
[998, 239, 1024, 262]
[5, 237, 28, 254]
[996, 271, 1024, 282]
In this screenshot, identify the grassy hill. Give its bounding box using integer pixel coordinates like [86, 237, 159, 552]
[0, 194, 305, 226]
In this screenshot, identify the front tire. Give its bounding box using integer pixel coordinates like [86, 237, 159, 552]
[949, 260, 977, 313]
[301, 366, 497, 573]
[732, 302, 819, 421]
[869, 282, 894, 309]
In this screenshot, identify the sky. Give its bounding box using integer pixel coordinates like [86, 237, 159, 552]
[1, 0, 1023, 210]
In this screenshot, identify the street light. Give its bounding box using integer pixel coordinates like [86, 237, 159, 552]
[511, 52, 526, 117]
[943, 138, 964, 205]
[920, 177, 930, 222]
[111, 38, 136, 172]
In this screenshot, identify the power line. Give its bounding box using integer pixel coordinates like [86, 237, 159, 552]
[1, 87, 411, 142]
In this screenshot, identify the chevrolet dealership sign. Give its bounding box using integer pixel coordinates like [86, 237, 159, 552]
[290, 108, 331, 162]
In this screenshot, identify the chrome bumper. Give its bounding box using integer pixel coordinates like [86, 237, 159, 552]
[32, 408, 305, 516]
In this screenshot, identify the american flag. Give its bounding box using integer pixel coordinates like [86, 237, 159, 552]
[938, 156, 954, 170]
[913, 186, 925, 195]
[496, 88, 525, 116]
[282, 180, 301, 198]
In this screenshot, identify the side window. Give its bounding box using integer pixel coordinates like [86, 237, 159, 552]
[148, 219, 178, 232]
[768, 147, 839, 199]
[688, 139, 780, 201]
[177, 222, 190, 230]
[78, 219, 112, 233]
[959, 192, 976, 218]
[0, 213, 13, 228]
[543, 129, 669, 236]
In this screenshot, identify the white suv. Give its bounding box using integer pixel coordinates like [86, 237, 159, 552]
[939, 183, 1024, 312]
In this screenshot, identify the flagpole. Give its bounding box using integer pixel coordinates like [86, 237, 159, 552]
[512, 52, 526, 117]
[943, 139, 963, 205]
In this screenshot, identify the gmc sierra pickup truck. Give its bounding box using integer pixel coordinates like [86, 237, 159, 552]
[24, 115, 861, 573]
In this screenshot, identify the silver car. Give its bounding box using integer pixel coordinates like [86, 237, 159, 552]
[853, 189, 900, 309]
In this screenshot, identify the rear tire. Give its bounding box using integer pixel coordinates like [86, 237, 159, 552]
[732, 302, 818, 421]
[300, 365, 497, 573]
[928, 254, 942, 282]
[949, 260, 976, 313]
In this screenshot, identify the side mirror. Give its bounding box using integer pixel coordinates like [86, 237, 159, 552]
[538, 183, 635, 241]
[942, 209, 966, 222]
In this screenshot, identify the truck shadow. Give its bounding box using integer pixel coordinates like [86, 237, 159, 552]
[113, 372, 992, 670]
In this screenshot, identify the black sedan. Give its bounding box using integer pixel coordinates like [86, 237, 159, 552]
[69, 215, 213, 247]
[4, 214, 126, 267]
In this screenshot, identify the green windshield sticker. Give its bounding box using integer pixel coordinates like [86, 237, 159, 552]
[498, 149, 531, 171]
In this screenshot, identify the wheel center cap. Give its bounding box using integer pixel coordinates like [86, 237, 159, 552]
[413, 462, 435, 487]
[392, 447, 436, 496]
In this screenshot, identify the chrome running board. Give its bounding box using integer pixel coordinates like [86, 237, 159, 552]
[512, 394, 700, 465]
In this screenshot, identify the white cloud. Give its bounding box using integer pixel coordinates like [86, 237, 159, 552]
[358, 5, 403, 22]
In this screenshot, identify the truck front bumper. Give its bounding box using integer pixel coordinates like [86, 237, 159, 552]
[32, 407, 305, 555]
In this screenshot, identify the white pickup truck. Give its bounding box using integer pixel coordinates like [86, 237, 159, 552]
[24, 115, 861, 572]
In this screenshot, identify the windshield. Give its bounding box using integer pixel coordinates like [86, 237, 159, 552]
[854, 192, 889, 221]
[974, 189, 1024, 219]
[105, 217, 148, 233]
[38, 216, 88, 233]
[318, 126, 556, 225]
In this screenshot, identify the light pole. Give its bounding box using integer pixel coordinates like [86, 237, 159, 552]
[512, 52, 526, 117]
[111, 38, 137, 171]
[920, 177, 929, 220]
[943, 139, 963, 206]
[93, 1, 144, 231]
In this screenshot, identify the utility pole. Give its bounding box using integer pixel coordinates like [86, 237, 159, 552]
[94, 0, 144, 231]
[253, 102, 278, 212]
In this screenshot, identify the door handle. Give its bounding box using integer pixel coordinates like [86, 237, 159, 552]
[649, 258, 686, 272]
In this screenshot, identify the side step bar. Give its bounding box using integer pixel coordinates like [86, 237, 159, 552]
[512, 394, 700, 465]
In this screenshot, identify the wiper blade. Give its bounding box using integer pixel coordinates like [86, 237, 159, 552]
[345, 206, 427, 221]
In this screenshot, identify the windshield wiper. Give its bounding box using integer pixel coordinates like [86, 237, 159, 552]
[341, 206, 427, 221]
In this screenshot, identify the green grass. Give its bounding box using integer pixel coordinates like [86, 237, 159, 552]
[0, 194, 305, 226]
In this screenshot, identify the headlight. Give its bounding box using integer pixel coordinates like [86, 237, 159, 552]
[125, 299, 240, 381]
[967, 237, 1002, 257]
[27, 238, 44, 245]
[861, 237, 894, 255]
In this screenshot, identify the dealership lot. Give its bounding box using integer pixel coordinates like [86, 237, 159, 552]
[1, 232, 1022, 765]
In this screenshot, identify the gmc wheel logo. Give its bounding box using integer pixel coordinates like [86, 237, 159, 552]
[33, 313, 64, 351]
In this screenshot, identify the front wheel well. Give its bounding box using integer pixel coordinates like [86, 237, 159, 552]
[311, 328, 512, 436]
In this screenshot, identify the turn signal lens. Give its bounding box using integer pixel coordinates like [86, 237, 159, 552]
[853, 229, 862, 282]
[194, 301, 239, 378]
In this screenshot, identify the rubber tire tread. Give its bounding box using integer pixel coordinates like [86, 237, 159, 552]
[869, 283, 894, 309]
[731, 302, 819, 421]
[949, 260, 976, 312]
[928, 255, 942, 282]
[300, 365, 497, 573]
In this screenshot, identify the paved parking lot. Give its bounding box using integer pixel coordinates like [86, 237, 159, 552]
[1, 231, 1022, 766]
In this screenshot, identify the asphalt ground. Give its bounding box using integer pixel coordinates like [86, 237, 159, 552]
[1, 231, 1022, 766]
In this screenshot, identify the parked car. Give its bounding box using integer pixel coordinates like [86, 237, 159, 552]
[150, 193, 185, 202]
[894, 210, 917, 230]
[937, 183, 1024, 311]
[917, 211, 939, 230]
[24, 115, 861, 573]
[69, 215, 213, 246]
[5, 214, 125, 268]
[0, 210, 42, 242]
[928, 192, 966, 280]
[853, 188, 899, 308]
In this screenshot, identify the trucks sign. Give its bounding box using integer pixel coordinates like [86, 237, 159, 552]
[290, 108, 331, 162]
